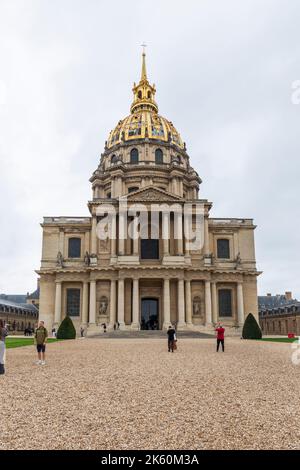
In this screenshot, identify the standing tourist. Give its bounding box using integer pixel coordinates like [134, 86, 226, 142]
[215, 323, 225, 352]
[80, 326, 85, 337]
[167, 325, 176, 353]
[0, 320, 8, 375]
[34, 321, 48, 365]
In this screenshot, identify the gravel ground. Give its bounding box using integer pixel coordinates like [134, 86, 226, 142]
[1, 337, 300, 450]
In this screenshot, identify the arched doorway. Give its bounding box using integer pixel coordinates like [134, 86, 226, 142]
[141, 298, 159, 330]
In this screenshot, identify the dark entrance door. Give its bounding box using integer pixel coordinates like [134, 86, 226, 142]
[141, 298, 159, 330]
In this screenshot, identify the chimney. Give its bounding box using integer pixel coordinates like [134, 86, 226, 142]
[267, 293, 272, 297]
[285, 291, 292, 301]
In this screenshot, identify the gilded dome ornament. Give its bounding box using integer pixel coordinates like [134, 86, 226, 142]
[107, 51, 184, 150]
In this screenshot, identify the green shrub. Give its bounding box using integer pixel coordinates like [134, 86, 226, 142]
[242, 313, 262, 339]
[57, 316, 76, 340]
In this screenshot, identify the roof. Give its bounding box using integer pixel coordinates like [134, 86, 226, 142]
[258, 295, 298, 310]
[0, 298, 39, 315]
[27, 287, 40, 300]
[0, 294, 27, 304]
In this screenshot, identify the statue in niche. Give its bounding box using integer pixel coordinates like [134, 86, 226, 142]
[235, 252, 242, 269]
[84, 252, 90, 266]
[193, 297, 201, 316]
[56, 251, 64, 268]
[99, 296, 108, 315]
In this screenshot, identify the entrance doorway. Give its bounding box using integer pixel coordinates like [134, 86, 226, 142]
[141, 298, 159, 330]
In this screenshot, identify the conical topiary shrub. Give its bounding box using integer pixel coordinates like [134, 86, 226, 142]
[242, 313, 262, 339]
[57, 316, 76, 340]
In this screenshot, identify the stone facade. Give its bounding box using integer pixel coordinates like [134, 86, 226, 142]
[259, 292, 300, 335]
[0, 299, 38, 332]
[37, 53, 260, 336]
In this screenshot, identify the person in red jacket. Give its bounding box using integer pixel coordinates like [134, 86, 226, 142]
[215, 323, 225, 352]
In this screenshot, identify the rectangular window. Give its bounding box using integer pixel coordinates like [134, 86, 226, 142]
[217, 239, 230, 259]
[141, 239, 159, 260]
[66, 289, 80, 316]
[68, 238, 81, 258]
[218, 289, 232, 317]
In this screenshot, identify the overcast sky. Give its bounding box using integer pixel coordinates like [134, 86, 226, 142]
[0, 0, 299, 298]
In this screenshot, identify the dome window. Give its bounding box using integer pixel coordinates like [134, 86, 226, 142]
[130, 148, 139, 164]
[155, 148, 163, 164]
[138, 91, 142, 99]
[111, 154, 118, 164]
[147, 91, 151, 99]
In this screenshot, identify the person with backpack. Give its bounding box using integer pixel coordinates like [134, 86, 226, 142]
[34, 321, 48, 365]
[0, 320, 8, 375]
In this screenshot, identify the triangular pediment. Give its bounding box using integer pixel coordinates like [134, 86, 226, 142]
[121, 186, 183, 202]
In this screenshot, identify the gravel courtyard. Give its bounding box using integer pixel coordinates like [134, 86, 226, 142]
[1, 337, 300, 450]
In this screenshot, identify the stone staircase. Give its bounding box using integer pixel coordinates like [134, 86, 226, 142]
[88, 330, 214, 339]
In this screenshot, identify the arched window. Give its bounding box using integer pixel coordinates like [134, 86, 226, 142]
[111, 154, 118, 165]
[147, 91, 151, 99]
[217, 239, 230, 259]
[155, 148, 163, 164]
[68, 237, 81, 258]
[130, 148, 139, 164]
[138, 90, 142, 99]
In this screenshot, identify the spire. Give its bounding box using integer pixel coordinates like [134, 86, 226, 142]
[131, 46, 158, 114]
[140, 43, 147, 81]
[141, 50, 147, 81]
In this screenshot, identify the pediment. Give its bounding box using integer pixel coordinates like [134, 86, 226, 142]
[122, 186, 183, 202]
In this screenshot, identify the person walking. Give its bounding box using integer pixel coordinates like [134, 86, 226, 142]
[167, 325, 176, 352]
[80, 326, 85, 337]
[34, 321, 48, 365]
[0, 320, 8, 375]
[215, 323, 225, 352]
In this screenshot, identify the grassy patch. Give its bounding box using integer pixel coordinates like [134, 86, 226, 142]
[260, 337, 299, 343]
[6, 338, 58, 349]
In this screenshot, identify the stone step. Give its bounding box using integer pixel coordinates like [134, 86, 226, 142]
[87, 330, 214, 339]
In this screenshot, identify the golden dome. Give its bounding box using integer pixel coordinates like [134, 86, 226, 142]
[107, 53, 184, 150]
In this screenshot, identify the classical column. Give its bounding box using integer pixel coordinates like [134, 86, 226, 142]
[109, 279, 117, 327]
[211, 282, 218, 324]
[133, 216, 139, 256]
[237, 282, 245, 326]
[110, 213, 117, 257]
[177, 279, 186, 327]
[162, 212, 170, 256]
[117, 279, 125, 328]
[89, 280, 96, 325]
[205, 280, 212, 325]
[163, 278, 171, 328]
[91, 216, 97, 254]
[82, 281, 89, 325]
[185, 280, 192, 325]
[131, 278, 140, 328]
[175, 212, 184, 255]
[118, 212, 125, 255]
[54, 281, 62, 325]
[204, 217, 210, 255]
